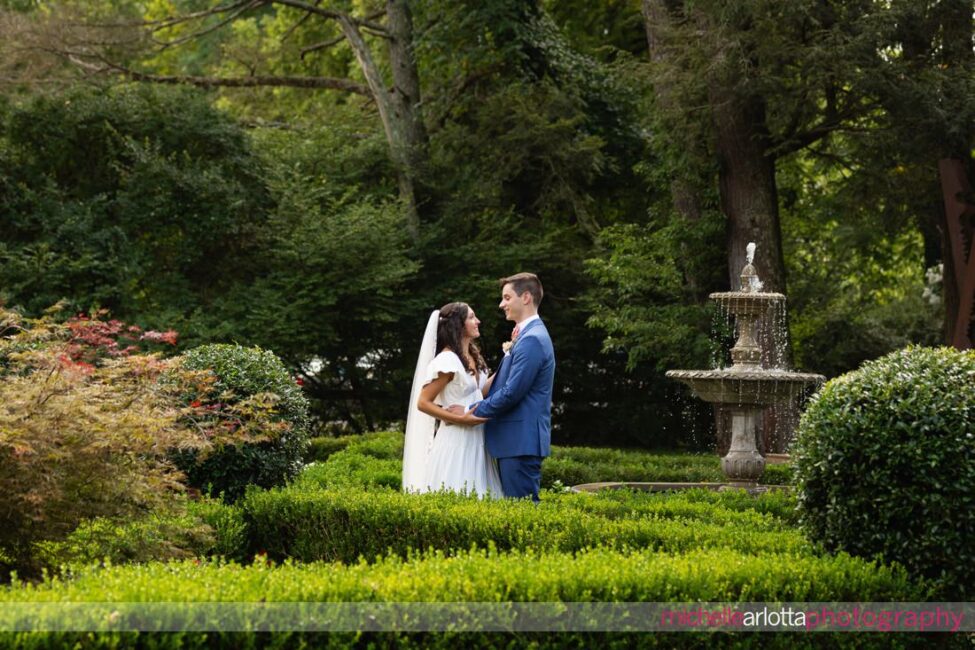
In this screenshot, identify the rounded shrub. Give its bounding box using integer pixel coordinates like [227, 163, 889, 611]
[793, 345, 975, 598]
[175, 344, 310, 501]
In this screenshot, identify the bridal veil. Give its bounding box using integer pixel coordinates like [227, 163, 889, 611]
[402, 310, 439, 492]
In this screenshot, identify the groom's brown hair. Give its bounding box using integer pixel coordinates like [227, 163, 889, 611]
[501, 272, 543, 307]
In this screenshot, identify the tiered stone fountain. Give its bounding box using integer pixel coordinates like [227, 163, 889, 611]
[571, 243, 823, 494]
[665, 243, 824, 487]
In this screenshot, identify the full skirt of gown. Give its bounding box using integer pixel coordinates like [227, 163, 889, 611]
[423, 421, 503, 498]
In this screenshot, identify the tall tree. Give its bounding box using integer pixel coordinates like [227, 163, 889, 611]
[641, 0, 884, 296]
[884, 0, 975, 346]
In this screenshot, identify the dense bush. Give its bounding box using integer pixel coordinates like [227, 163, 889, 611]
[794, 346, 975, 599]
[545, 446, 793, 487]
[186, 499, 249, 563]
[1, 545, 921, 605]
[0, 85, 268, 322]
[33, 498, 249, 572]
[175, 344, 311, 501]
[298, 452, 401, 490]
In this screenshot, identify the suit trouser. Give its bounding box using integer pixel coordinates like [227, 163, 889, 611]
[497, 456, 543, 503]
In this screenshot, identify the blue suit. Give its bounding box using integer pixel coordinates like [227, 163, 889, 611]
[474, 318, 555, 501]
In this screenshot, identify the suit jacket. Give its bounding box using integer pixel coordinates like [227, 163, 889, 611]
[475, 318, 555, 458]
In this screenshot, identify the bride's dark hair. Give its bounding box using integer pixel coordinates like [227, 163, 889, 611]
[437, 302, 487, 375]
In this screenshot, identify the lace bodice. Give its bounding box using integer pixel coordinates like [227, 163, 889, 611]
[424, 350, 488, 409]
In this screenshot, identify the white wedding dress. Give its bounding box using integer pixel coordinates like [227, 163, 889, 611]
[403, 310, 503, 498]
[419, 350, 503, 498]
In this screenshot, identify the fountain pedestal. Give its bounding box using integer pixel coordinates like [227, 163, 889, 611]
[721, 408, 764, 484]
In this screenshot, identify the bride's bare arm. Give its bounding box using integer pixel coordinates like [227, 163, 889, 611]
[417, 373, 468, 425]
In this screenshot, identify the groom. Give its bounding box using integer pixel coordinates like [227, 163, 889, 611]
[454, 273, 555, 502]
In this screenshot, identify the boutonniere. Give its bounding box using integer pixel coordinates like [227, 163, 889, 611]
[501, 325, 520, 355]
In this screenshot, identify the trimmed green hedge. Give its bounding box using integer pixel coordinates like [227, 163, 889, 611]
[297, 450, 401, 490]
[5, 547, 920, 603]
[304, 435, 356, 462]
[302, 431, 794, 489]
[0, 546, 925, 649]
[305, 430, 404, 464]
[59, 484, 799, 569]
[242, 485, 809, 563]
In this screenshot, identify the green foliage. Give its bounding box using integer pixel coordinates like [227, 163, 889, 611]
[546, 447, 718, 486]
[301, 430, 793, 490]
[544, 0, 647, 60]
[31, 497, 248, 572]
[585, 222, 722, 372]
[186, 498, 248, 563]
[0, 557, 925, 649]
[175, 344, 311, 502]
[0, 85, 267, 327]
[297, 452, 402, 491]
[779, 157, 943, 377]
[297, 431, 404, 489]
[194, 125, 420, 433]
[794, 346, 975, 599]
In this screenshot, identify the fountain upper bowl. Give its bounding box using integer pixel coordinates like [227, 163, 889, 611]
[710, 291, 785, 316]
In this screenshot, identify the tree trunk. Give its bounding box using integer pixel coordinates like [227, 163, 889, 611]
[643, 0, 707, 297]
[710, 86, 797, 453]
[710, 91, 786, 296]
[385, 0, 428, 239]
[339, 5, 426, 241]
[386, 0, 427, 171]
[936, 0, 974, 348]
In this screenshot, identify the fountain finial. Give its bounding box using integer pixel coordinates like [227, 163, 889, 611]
[739, 242, 763, 293]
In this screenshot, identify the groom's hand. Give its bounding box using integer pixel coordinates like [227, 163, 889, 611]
[445, 404, 487, 425]
[459, 411, 488, 425]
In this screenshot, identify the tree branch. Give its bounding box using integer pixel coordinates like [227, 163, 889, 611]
[270, 0, 388, 35]
[300, 34, 345, 59]
[63, 53, 371, 95]
[77, 0, 254, 30]
[280, 0, 320, 42]
[154, 0, 263, 49]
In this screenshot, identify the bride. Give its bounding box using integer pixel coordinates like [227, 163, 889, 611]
[402, 303, 503, 497]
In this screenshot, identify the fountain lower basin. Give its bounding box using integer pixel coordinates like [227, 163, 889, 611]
[665, 369, 824, 405]
[569, 481, 788, 496]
